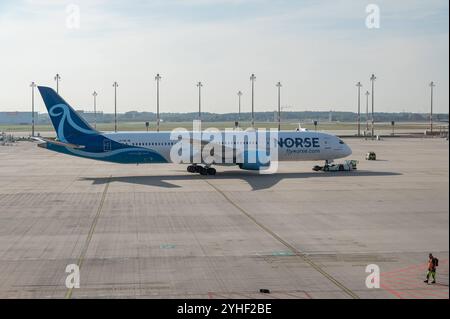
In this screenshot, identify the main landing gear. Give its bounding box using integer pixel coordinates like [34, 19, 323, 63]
[187, 165, 216, 176]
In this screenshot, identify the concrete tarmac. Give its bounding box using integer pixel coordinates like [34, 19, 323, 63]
[0, 138, 448, 299]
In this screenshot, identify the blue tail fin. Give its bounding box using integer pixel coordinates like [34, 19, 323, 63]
[38, 86, 98, 143]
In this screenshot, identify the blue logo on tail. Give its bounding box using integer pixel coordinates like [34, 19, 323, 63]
[37, 86, 168, 164]
[38, 86, 98, 144]
[48, 103, 97, 143]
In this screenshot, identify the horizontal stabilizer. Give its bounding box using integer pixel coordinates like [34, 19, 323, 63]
[37, 137, 85, 149]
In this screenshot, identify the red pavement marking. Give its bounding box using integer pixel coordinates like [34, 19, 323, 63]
[302, 291, 314, 299]
[381, 259, 449, 299]
[382, 285, 403, 299]
[383, 263, 427, 276]
[397, 288, 446, 299]
[388, 288, 433, 299]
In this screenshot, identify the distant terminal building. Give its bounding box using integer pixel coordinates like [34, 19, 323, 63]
[75, 110, 104, 123]
[0, 112, 38, 125]
[0, 110, 104, 125]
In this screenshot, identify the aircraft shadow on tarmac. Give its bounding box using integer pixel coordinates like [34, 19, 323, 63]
[81, 170, 401, 191]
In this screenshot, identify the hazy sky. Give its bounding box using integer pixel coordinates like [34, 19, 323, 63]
[0, 0, 448, 114]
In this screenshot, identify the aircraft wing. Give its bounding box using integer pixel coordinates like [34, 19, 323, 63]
[181, 137, 243, 163]
[182, 138, 235, 152]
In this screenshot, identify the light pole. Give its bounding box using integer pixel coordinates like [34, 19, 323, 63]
[92, 91, 98, 129]
[113, 82, 118, 132]
[155, 74, 161, 132]
[197, 82, 203, 121]
[429, 81, 435, 134]
[30, 82, 37, 137]
[237, 91, 243, 124]
[370, 74, 376, 138]
[365, 91, 370, 133]
[356, 82, 362, 136]
[276, 82, 282, 131]
[250, 74, 256, 128]
[54, 74, 61, 93]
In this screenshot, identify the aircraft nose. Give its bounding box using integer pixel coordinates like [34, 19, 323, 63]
[345, 145, 352, 157]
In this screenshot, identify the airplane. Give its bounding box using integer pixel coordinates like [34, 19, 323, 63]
[35, 86, 352, 175]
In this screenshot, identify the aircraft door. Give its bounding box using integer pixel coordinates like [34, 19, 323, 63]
[103, 140, 112, 152]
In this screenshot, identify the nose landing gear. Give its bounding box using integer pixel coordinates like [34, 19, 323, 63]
[187, 165, 216, 176]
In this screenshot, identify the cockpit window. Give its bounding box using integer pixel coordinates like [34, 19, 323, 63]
[339, 139, 345, 144]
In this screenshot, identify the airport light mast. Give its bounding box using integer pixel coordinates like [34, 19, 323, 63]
[30, 82, 36, 137]
[237, 91, 243, 124]
[197, 82, 203, 121]
[365, 91, 370, 133]
[250, 74, 256, 128]
[356, 82, 362, 137]
[155, 74, 162, 132]
[92, 91, 98, 129]
[429, 81, 435, 134]
[113, 82, 118, 132]
[276, 82, 282, 131]
[54, 74, 61, 93]
[370, 74, 376, 138]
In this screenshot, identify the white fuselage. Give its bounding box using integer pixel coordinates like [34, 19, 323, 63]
[103, 130, 352, 164]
